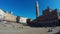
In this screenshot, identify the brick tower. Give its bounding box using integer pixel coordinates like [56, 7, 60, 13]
[36, 0, 39, 19]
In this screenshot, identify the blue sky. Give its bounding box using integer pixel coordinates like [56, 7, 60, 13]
[0, 0, 60, 19]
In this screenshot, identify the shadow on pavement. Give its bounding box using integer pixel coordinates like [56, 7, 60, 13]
[54, 31, 60, 34]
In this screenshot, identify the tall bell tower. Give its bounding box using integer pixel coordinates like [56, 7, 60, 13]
[36, 0, 39, 18]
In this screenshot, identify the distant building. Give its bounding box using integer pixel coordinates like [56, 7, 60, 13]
[4, 11, 17, 22]
[0, 9, 5, 20]
[27, 0, 60, 27]
[0, 9, 28, 23]
[0, 9, 5, 16]
[20, 17, 27, 23]
[35, 7, 60, 26]
[0, 9, 17, 22]
[16, 16, 28, 24]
